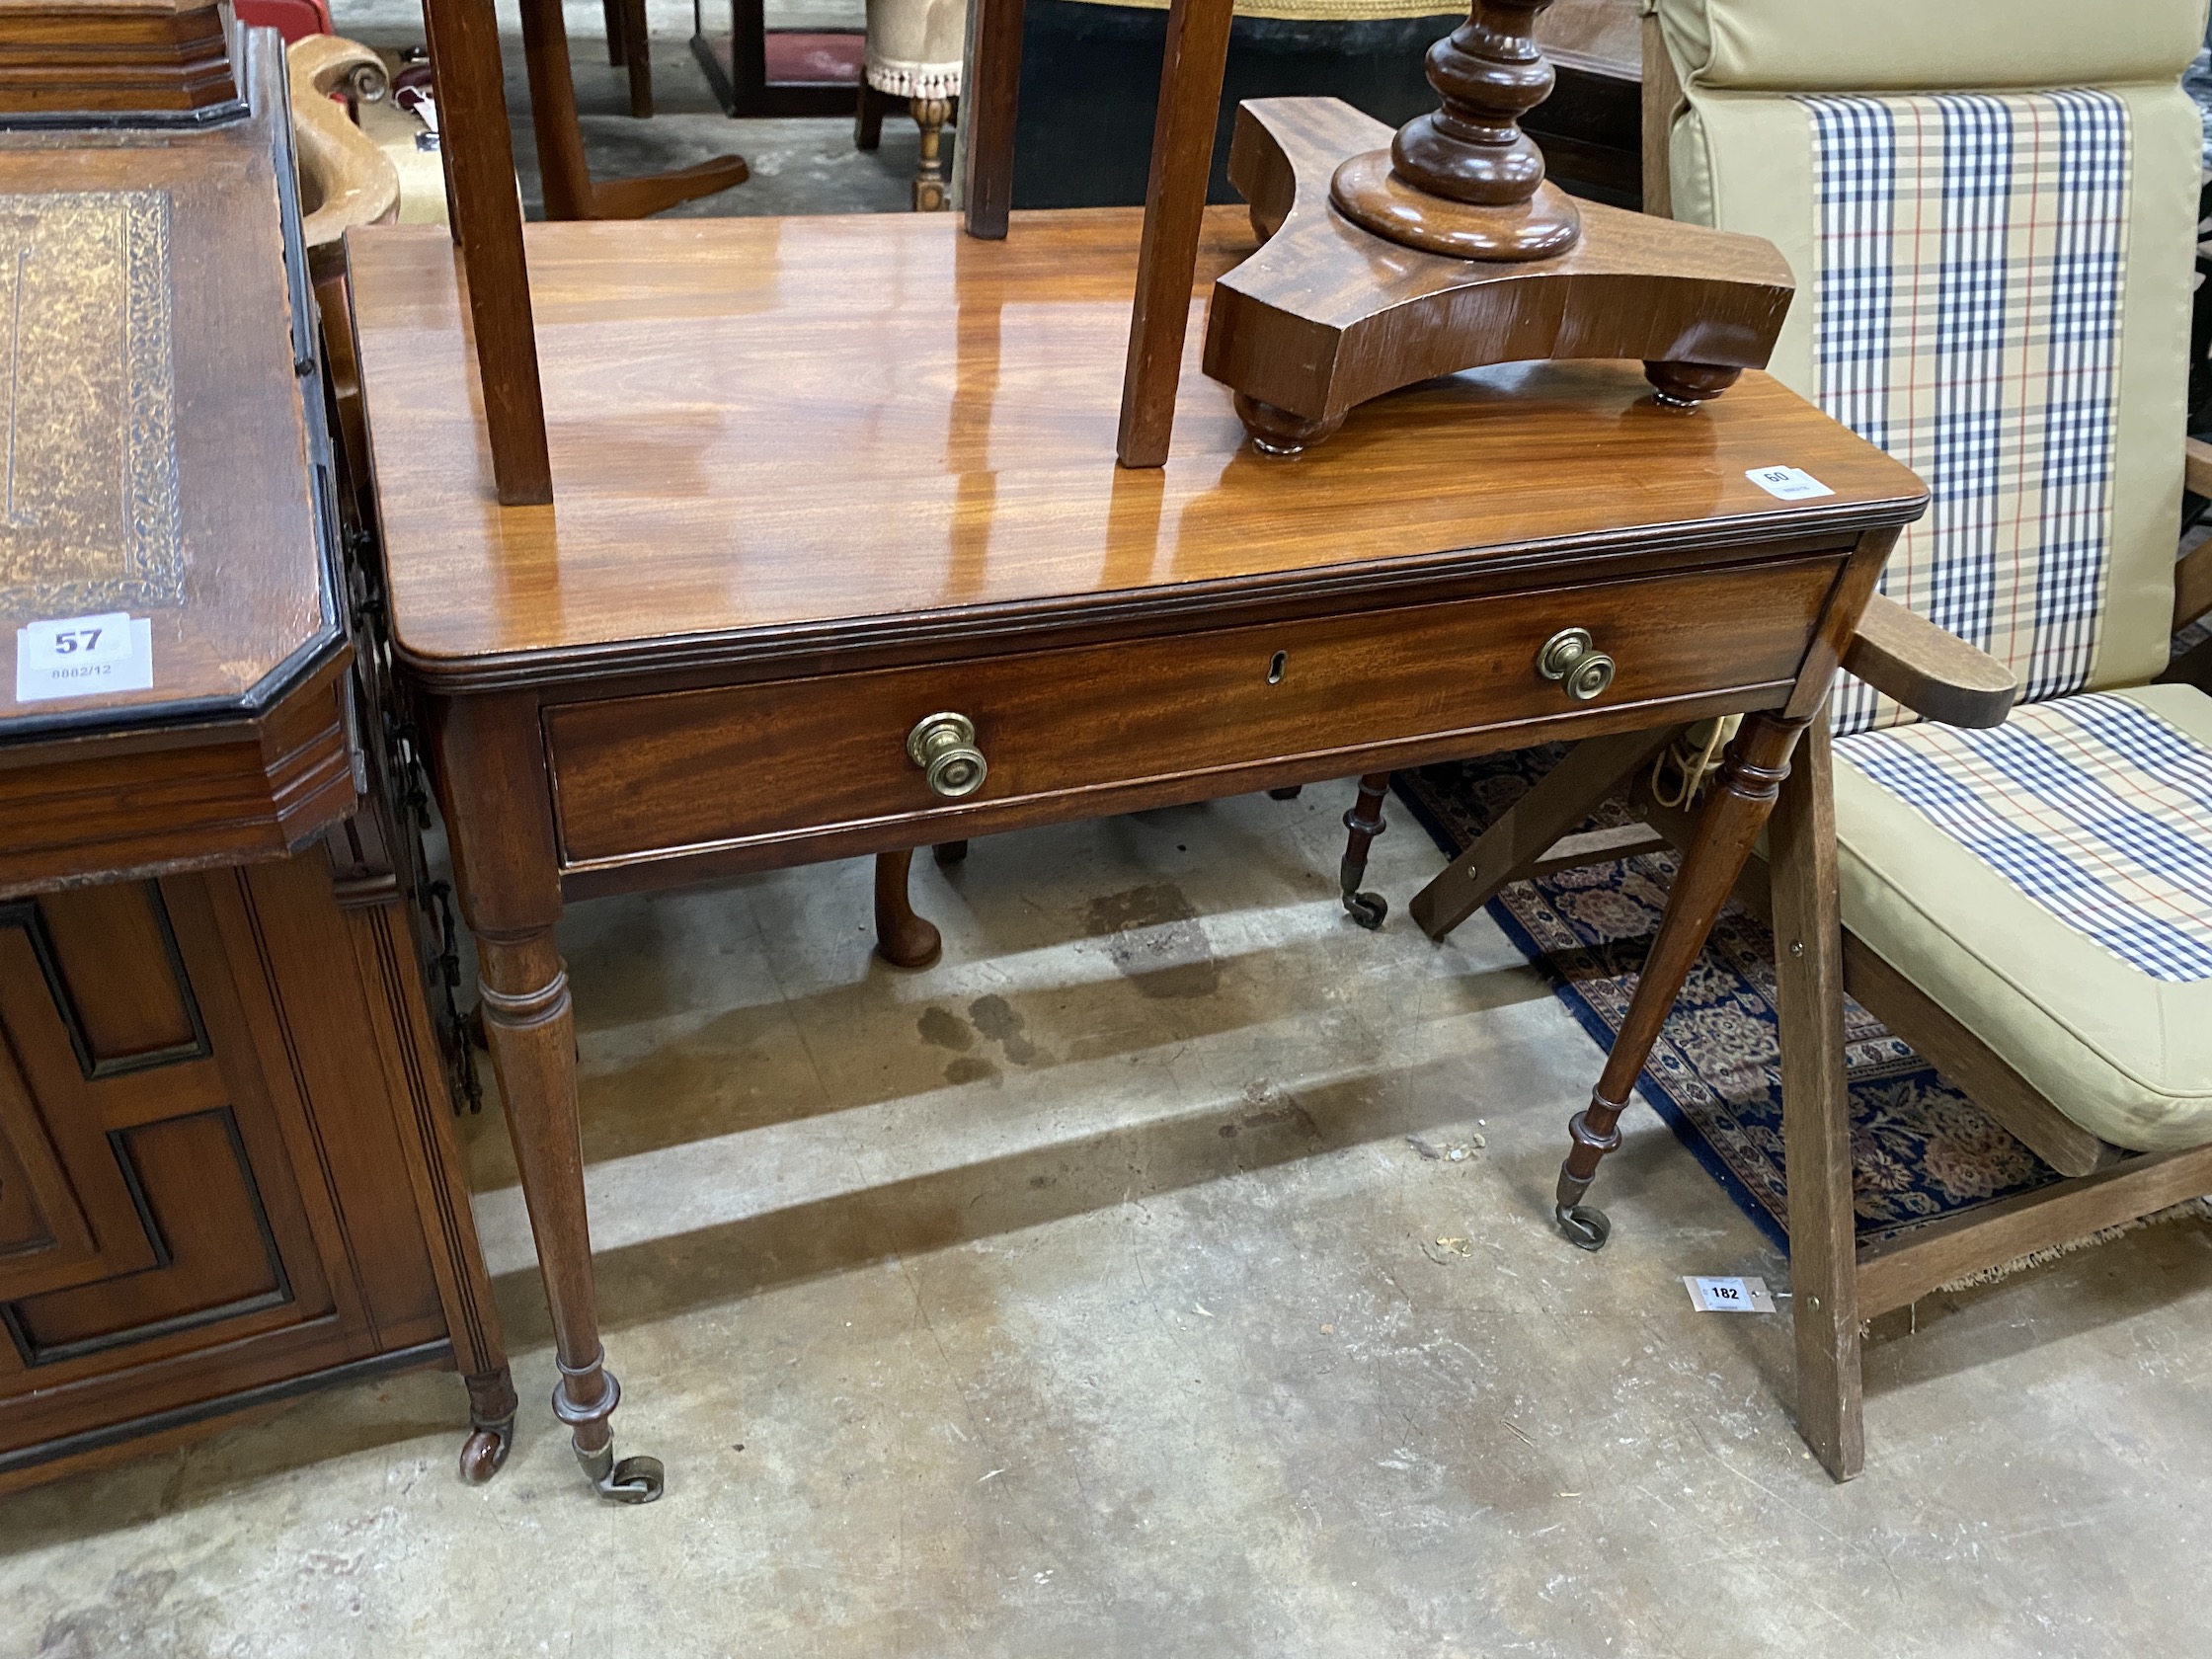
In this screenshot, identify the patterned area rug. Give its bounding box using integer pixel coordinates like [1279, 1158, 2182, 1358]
[1392, 749, 2062, 1251]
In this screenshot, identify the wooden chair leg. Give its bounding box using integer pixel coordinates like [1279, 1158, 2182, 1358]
[932, 839, 968, 866]
[874, 849, 943, 968]
[1408, 726, 1677, 940]
[1338, 772, 1391, 929]
[1268, 784, 1304, 800]
[909, 94, 953, 211]
[1551, 710, 1810, 1248]
[518, 0, 747, 222]
[1768, 718, 1864, 1479]
[601, 0, 624, 63]
[619, 0, 653, 118]
[854, 83, 887, 150]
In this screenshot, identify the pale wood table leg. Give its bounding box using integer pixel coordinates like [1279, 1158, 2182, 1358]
[1767, 716, 1864, 1480]
[1552, 708, 1810, 1248]
[434, 694, 664, 1503]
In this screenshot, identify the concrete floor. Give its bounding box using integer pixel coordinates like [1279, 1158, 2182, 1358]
[9, 12, 2212, 1656]
[7, 790, 2212, 1656]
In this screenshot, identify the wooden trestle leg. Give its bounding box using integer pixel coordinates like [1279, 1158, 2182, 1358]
[1552, 710, 1810, 1249]
[1339, 772, 1391, 929]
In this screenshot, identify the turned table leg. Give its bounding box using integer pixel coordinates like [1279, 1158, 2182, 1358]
[477, 926, 664, 1501]
[1338, 772, 1391, 929]
[1552, 709, 1810, 1249]
[434, 693, 663, 1503]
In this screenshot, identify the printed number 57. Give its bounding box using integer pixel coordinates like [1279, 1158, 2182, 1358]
[52, 627, 100, 655]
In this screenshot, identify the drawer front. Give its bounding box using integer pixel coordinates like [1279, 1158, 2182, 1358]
[547, 554, 1843, 868]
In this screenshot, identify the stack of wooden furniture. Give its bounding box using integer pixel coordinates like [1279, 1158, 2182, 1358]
[0, 3, 512, 1491]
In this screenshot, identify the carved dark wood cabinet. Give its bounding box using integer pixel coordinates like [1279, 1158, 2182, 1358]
[0, 5, 510, 1491]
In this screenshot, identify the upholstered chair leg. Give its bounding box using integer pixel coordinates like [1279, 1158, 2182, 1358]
[1338, 772, 1391, 929]
[909, 95, 952, 210]
[874, 848, 943, 968]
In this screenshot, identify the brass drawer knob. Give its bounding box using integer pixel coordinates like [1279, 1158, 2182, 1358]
[906, 711, 988, 798]
[1536, 627, 1617, 702]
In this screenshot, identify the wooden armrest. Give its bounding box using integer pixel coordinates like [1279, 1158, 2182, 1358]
[287, 37, 400, 258]
[1840, 592, 2017, 729]
[2179, 440, 2212, 632]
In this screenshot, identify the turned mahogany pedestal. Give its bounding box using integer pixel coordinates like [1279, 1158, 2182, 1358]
[347, 205, 1925, 1498]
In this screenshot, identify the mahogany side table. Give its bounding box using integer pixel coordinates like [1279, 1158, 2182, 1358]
[347, 205, 1927, 1498]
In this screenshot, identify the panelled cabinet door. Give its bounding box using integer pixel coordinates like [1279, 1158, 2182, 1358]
[0, 882, 329, 1374]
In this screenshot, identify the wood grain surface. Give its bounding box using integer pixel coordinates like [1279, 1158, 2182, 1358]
[546, 552, 1842, 873]
[346, 209, 1923, 684]
[1209, 99, 1792, 424]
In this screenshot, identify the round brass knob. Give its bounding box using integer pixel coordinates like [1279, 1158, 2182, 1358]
[906, 712, 988, 799]
[1535, 627, 1616, 702]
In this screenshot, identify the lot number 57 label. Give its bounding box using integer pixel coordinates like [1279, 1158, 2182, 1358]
[16, 612, 154, 702]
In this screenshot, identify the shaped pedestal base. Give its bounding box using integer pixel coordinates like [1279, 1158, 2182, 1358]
[1203, 99, 1795, 454]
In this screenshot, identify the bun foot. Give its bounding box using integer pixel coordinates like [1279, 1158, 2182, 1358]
[1233, 393, 1344, 456]
[459, 1422, 513, 1483]
[579, 1441, 666, 1504]
[1643, 360, 1743, 408]
[1555, 1203, 1611, 1251]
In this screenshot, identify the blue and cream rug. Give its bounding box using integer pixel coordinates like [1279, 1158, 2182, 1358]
[1392, 749, 2064, 1251]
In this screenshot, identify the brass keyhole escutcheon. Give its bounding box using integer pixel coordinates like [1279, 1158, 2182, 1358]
[1536, 627, 1617, 702]
[906, 711, 988, 799]
[1267, 650, 1288, 684]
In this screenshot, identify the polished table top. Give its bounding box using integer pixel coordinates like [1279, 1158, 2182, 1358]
[346, 208, 1924, 689]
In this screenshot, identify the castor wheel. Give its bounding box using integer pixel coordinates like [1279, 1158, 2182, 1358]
[458, 1419, 513, 1482]
[1343, 890, 1387, 930]
[579, 1441, 666, 1504]
[1555, 1203, 1612, 1251]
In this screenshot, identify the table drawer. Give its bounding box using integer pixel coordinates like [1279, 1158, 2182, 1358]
[546, 554, 1842, 868]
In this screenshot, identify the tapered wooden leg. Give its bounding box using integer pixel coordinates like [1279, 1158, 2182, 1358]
[910, 94, 952, 210]
[854, 82, 887, 150]
[1768, 718, 1864, 1480]
[932, 839, 969, 866]
[601, 0, 624, 62]
[475, 927, 662, 1501]
[873, 848, 942, 968]
[1553, 710, 1810, 1249]
[1408, 726, 1677, 940]
[1339, 772, 1391, 929]
[618, 0, 653, 118]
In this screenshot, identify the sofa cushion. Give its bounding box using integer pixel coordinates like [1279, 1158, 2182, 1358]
[1834, 683, 2212, 1150]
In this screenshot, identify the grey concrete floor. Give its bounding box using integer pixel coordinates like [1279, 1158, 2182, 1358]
[5, 788, 2212, 1656]
[8, 14, 2211, 1656]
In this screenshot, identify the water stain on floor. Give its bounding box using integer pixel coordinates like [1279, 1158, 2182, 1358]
[1084, 883, 1221, 999]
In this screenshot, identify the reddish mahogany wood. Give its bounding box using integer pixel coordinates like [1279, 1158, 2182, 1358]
[419, 0, 553, 506]
[0, 0, 236, 113]
[1117, 0, 1235, 467]
[959, 0, 1028, 239]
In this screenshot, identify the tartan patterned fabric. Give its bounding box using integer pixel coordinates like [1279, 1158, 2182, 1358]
[1798, 91, 2133, 737]
[1837, 693, 2212, 983]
